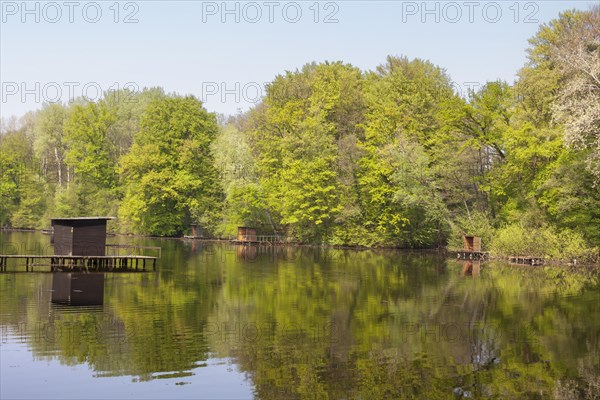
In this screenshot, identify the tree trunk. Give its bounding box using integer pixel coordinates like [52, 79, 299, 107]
[54, 147, 62, 187]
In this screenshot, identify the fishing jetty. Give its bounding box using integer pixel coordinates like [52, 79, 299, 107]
[0, 217, 158, 273]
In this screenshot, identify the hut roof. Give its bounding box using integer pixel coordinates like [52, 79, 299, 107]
[51, 217, 114, 221]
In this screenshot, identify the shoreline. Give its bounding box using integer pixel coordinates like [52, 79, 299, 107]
[2, 228, 598, 267]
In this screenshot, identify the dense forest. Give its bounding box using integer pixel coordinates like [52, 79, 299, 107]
[1, 8, 599, 260]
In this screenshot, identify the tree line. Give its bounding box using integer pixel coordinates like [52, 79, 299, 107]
[1, 8, 598, 259]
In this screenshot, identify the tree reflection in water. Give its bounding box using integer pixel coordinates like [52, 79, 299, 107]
[1, 233, 598, 398]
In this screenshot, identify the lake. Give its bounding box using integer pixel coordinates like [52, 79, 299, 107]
[1, 231, 598, 399]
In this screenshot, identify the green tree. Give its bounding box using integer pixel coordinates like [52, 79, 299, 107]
[119, 95, 222, 236]
[247, 62, 365, 242]
[33, 103, 69, 187]
[357, 56, 456, 246]
[0, 129, 47, 227]
[64, 101, 117, 189]
[549, 6, 600, 184]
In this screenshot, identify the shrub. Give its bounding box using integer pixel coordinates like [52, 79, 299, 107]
[490, 224, 598, 262]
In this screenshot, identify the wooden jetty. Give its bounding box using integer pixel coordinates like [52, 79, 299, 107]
[1, 217, 159, 273]
[232, 235, 288, 246]
[508, 256, 544, 266]
[456, 250, 489, 260]
[0, 254, 157, 272]
[230, 226, 289, 245]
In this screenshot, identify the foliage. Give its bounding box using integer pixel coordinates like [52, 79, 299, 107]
[119, 95, 222, 236]
[212, 121, 266, 236]
[490, 224, 598, 262]
[64, 101, 118, 189]
[245, 61, 365, 241]
[0, 129, 46, 228]
[549, 6, 600, 184]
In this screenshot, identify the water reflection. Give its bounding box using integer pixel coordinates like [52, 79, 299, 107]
[236, 244, 258, 260]
[462, 260, 481, 277]
[51, 272, 105, 306]
[1, 232, 599, 399]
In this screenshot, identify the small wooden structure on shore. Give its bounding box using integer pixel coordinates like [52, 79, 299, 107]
[456, 235, 489, 260]
[464, 236, 481, 252]
[184, 224, 206, 240]
[237, 227, 257, 242]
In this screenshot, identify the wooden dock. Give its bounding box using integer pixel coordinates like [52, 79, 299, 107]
[231, 235, 290, 246]
[456, 251, 489, 260]
[508, 256, 544, 266]
[0, 255, 157, 273]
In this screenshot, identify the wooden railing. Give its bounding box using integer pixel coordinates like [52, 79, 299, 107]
[235, 235, 292, 244]
[105, 244, 162, 258]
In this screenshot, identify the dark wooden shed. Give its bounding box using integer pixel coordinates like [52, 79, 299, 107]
[463, 235, 482, 252]
[51, 217, 113, 256]
[237, 227, 257, 242]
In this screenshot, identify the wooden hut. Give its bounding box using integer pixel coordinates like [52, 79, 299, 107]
[237, 227, 257, 242]
[51, 217, 113, 256]
[190, 224, 205, 238]
[463, 235, 482, 252]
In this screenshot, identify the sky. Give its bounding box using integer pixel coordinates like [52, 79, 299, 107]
[0, 0, 596, 119]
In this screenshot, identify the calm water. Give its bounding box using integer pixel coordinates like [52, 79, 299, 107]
[1, 232, 599, 399]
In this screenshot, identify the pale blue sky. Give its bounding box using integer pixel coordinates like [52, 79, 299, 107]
[0, 1, 596, 118]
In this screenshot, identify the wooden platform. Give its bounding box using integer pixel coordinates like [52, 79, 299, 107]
[456, 251, 489, 260]
[0, 255, 157, 273]
[509, 256, 544, 266]
[231, 235, 290, 246]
